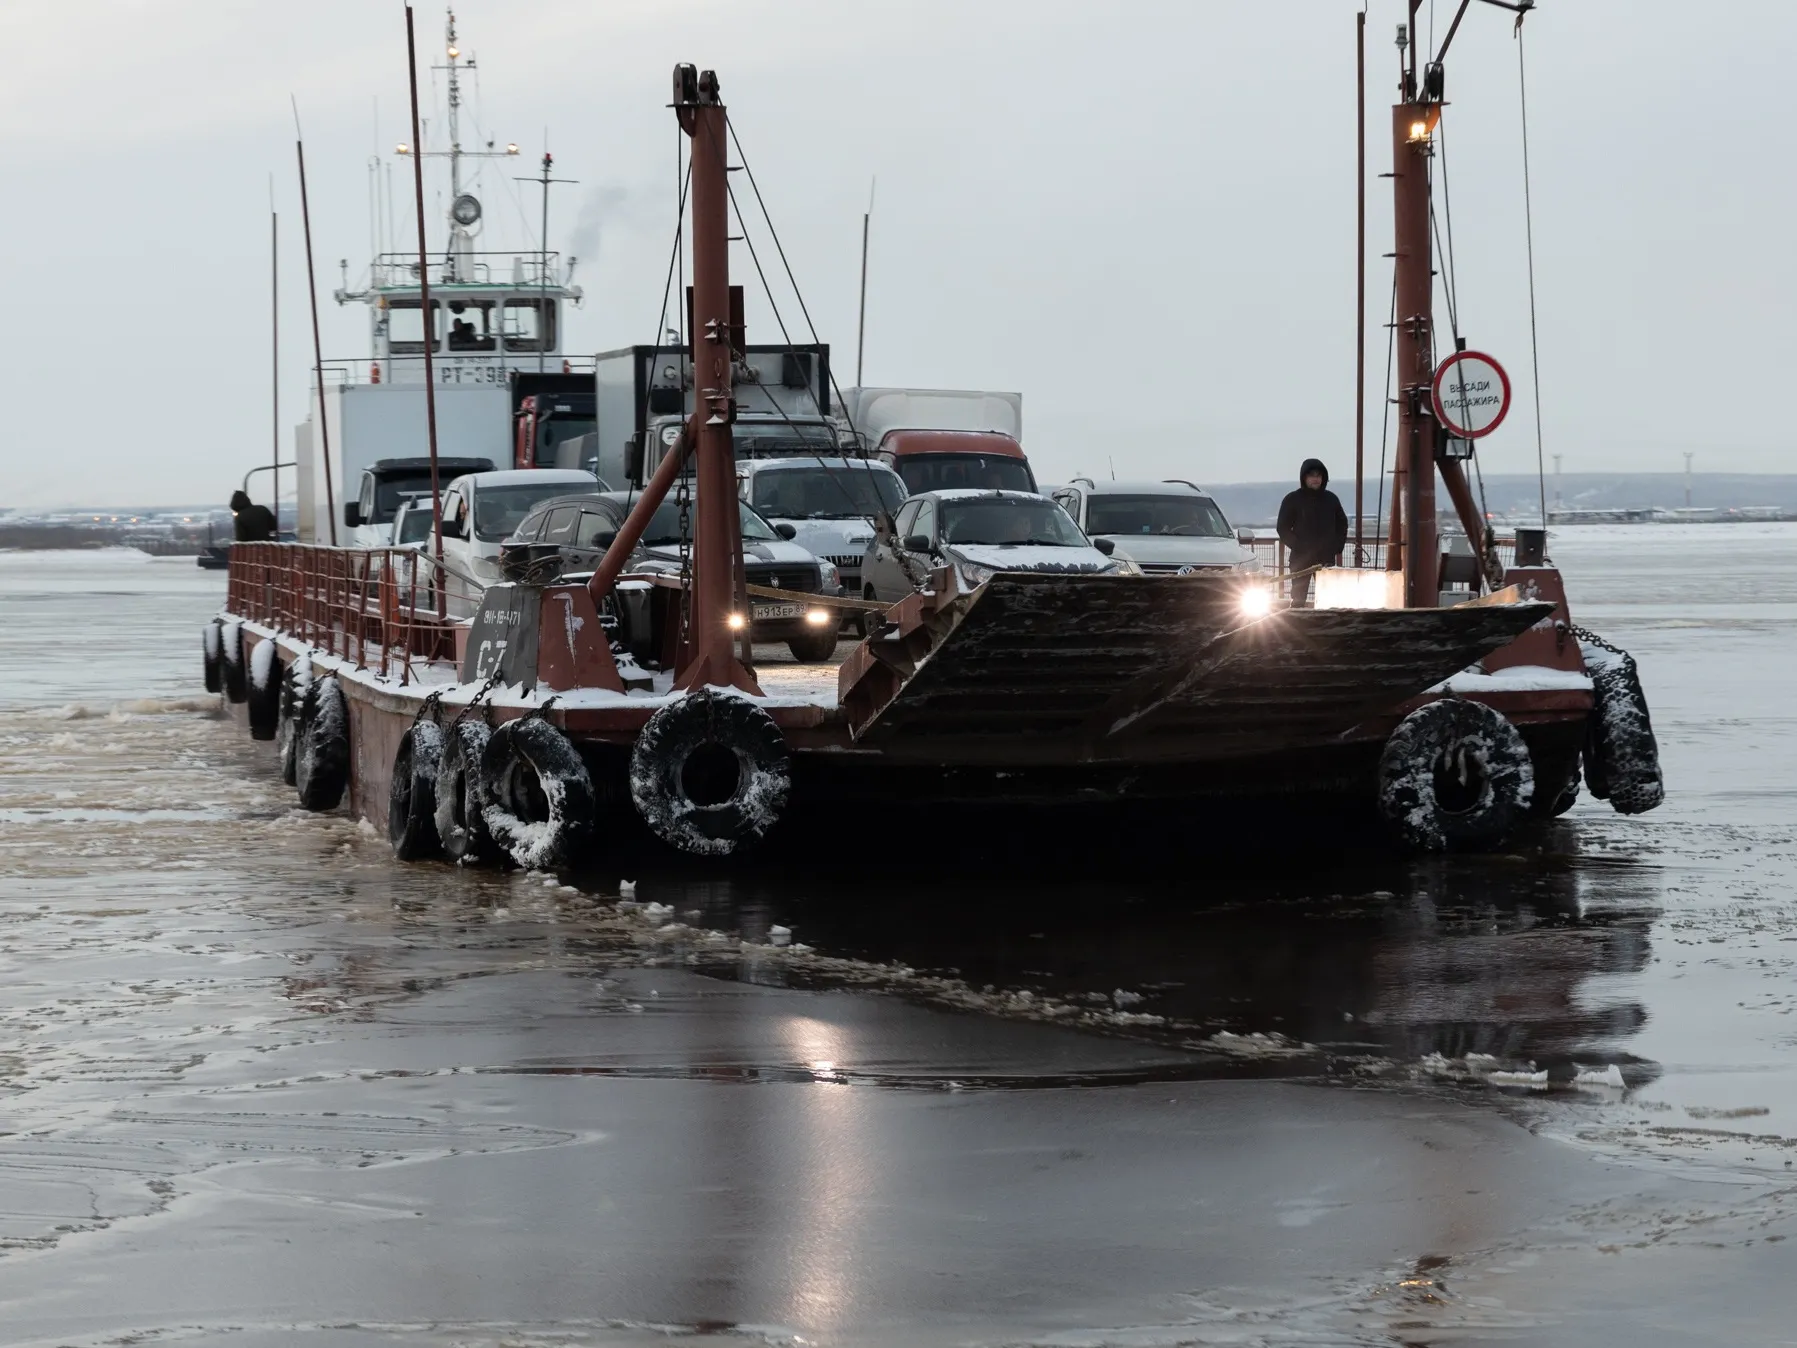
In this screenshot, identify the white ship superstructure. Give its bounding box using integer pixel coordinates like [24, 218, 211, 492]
[294, 9, 585, 543]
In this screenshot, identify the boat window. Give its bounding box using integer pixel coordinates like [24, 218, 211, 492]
[896, 453, 1035, 496]
[541, 507, 581, 545]
[749, 465, 904, 520]
[502, 299, 555, 353]
[1085, 494, 1232, 539]
[910, 501, 936, 546]
[574, 509, 617, 547]
[386, 299, 442, 354]
[940, 498, 1087, 547]
[446, 300, 496, 352]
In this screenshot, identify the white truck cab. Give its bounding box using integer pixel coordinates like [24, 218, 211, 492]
[735, 456, 908, 595]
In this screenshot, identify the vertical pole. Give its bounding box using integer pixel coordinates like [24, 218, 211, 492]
[1353, 11, 1366, 565]
[295, 140, 337, 546]
[674, 65, 758, 695]
[855, 179, 874, 389]
[1392, 102, 1437, 608]
[539, 150, 551, 377]
[271, 204, 279, 538]
[405, 6, 444, 580]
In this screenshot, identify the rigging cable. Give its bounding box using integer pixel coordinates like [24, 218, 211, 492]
[1516, 16, 1548, 524]
[1432, 108, 1494, 538]
[1373, 271, 1398, 570]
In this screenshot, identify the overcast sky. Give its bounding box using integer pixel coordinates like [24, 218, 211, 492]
[2, 0, 1791, 507]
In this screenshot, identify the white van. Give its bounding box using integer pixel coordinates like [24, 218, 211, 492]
[735, 456, 907, 595]
[1049, 479, 1256, 575]
[436, 469, 600, 612]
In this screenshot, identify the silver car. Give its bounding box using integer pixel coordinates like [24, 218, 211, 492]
[861, 489, 1126, 603]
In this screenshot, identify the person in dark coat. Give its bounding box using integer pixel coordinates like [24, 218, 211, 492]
[1275, 458, 1348, 607]
[230, 490, 277, 543]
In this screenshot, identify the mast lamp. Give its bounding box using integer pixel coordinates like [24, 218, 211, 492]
[1406, 106, 1442, 142]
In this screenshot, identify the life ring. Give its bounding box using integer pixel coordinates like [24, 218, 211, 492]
[294, 676, 350, 812]
[1580, 638, 1664, 816]
[481, 716, 596, 869]
[220, 620, 248, 704]
[434, 719, 497, 864]
[629, 689, 791, 856]
[1377, 697, 1534, 851]
[246, 638, 282, 741]
[388, 720, 444, 860]
[277, 652, 313, 787]
[202, 619, 223, 693]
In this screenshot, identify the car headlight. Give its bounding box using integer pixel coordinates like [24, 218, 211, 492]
[1235, 556, 1262, 574]
[956, 563, 994, 589]
[1108, 557, 1143, 576]
[817, 558, 841, 592]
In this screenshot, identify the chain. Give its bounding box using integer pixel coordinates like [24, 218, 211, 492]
[1570, 624, 1625, 659]
[675, 471, 694, 646]
[451, 671, 504, 727]
[415, 688, 446, 726]
[517, 693, 559, 728]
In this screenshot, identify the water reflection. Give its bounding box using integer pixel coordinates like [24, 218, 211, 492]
[581, 823, 1662, 1082]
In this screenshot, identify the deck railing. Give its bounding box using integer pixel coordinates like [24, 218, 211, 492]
[224, 544, 465, 684]
[1238, 533, 1519, 586]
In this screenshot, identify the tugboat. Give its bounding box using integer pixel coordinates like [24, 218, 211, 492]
[206, 8, 1660, 866]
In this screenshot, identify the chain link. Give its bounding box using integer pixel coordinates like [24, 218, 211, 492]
[675, 471, 693, 647]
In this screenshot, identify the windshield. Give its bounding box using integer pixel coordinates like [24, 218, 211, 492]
[1085, 493, 1232, 538]
[473, 482, 593, 542]
[395, 506, 433, 544]
[734, 422, 840, 457]
[636, 498, 781, 547]
[896, 453, 1035, 496]
[535, 415, 596, 469]
[941, 498, 1087, 547]
[749, 465, 904, 519]
[371, 473, 435, 522]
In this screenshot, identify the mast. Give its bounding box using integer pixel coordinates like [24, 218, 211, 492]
[406, 5, 445, 583]
[1353, 12, 1366, 565]
[1392, 0, 1437, 607]
[271, 204, 279, 534]
[673, 64, 758, 695]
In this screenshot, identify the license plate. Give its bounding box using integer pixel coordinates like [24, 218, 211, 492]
[752, 602, 805, 621]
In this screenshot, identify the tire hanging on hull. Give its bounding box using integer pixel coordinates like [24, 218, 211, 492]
[629, 690, 791, 857]
[246, 638, 282, 741]
[481, 716, 595, 870]
[278, 651, 313, 788]
[1377, 697, 1534, 852]
[389, 720, 444, 861]
[220, 620, 248, 705]
[295, 676, 350, 812]
[435, 719, 497, 865]
[202, 619, 224, 694]
[1578, 630, 1664, 816]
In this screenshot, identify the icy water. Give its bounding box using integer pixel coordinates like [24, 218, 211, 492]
[1, 531, 1795, 1346]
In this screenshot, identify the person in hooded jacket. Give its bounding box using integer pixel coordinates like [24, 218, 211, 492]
[1276, 458, 1348, 606]
[230, 490, 278, 543]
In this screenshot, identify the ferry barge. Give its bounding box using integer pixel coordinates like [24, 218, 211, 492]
[205, 13, 1661, 866]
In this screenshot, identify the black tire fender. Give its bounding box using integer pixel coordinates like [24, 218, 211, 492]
[1377, 697, 1534, 852]
[294, 676, 350, 812]
[1582, 640, 1664, 816]
[481, 717, 595, 869]
[203, 619, 224, 693]
[435, 719, 497, 865]
[246, 637, 282, 741]
[277, 652, 313, 787]
[629, 689, 791, 857]
[220, 620, 248, 704]
[389, 720, 444, 861]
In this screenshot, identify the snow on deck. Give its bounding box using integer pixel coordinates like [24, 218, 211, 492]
[235, 618, 846, 713]
[1427, 664, 1594, 695]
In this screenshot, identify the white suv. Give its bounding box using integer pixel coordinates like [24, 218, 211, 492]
[1049, 479, 1255, 574]
[435, 469, 600, 613]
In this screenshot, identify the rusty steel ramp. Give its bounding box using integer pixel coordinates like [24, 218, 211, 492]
[838, 573, 1554, 765]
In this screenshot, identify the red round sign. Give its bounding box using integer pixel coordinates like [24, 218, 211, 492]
[1431, 350, 1512, 440]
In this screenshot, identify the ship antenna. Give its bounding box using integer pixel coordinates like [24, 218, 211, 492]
[516, 140, 576, 375]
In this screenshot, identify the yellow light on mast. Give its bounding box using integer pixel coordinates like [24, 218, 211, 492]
[447, 45, 459, 58]
[396, 143, 411, 155]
